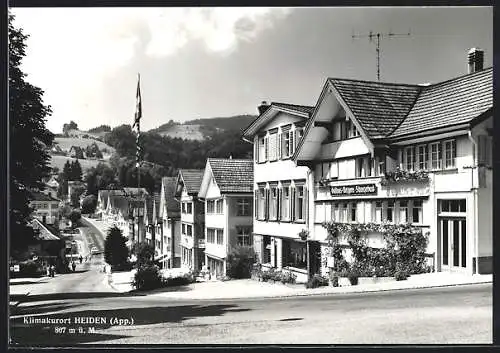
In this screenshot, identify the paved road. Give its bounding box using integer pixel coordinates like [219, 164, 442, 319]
[10, 281, 492, 345]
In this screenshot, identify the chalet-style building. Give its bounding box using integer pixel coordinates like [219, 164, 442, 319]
[29, 191, 61, 225]
[244, 48, 492, 277]
[197, 158, 254, 279]
[69, 146, 85, 159]
[175, 169, 205, 271]
[159, 177, 181, 269]
[242, 102, 316, 282]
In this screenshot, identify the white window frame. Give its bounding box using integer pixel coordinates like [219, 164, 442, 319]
[403, 147, 415, 171]
[429, 142, 442, 170]
[281, 186, 290, 221]
[258, 188, 266, 220]
[236, 198, 251, 217]
[374, 201, 382, 223]
[236, 226, 252, 246]
[398, 200, 408, 224]
[216, 229, 224, 245]
[216, 199, 223, 214]
[416, 144, 428, 171]
[269, 187, 278, 220]
[268, 132, 278, 161]
[258, 136, 266, 163]
[411, 200, 423, 224]
[443, 139, 456, 169]
[294, 185, 306, 222]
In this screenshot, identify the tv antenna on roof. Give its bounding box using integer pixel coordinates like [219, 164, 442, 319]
[352, 29, 411, 82]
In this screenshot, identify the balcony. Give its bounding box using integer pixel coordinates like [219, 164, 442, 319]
[380, 168, 430, 186]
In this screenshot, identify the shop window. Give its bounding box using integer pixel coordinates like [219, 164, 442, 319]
[412, 200, 423, 224]
[399, 201, 408, 223]
[236, 226, 252, 246]
[386, 201, 394, 223]
[282, 239, 307, 270]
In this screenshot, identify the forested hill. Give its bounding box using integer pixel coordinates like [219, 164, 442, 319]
[184, 114, 257, 131]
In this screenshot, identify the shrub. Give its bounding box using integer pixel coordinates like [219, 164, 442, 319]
[280, 271, 297, 284]
[12, 260, 44, 278]
[261, 270, 272, 282]
[226, 245, 256, 279]
[132, 242, 155, 268]
[305, 274, 329, 289]
[132, 265, 163, 291]
[329, 272, 339, 287]
[394, 270, 409, 281]
[271, 271, 283, 282]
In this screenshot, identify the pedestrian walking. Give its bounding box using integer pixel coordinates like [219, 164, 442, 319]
[71, 261, 76, 272]
[50, 264, 55, 277]
[79, 255, 83, 264]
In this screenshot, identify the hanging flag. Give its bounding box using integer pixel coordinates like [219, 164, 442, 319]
[132, 74, 142, 130]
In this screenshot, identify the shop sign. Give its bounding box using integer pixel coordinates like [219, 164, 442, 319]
[13, 265, 20, 272]
[330, 184, 377, 196]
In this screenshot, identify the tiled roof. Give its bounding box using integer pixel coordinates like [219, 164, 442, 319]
[109, 195, 129, 216]
[271, 102, 315, 115]
[207, 158, 254, 193]
[179, 169, 204, 195]
[31, 219, 60, 241]
[162, 177, 180, 215]
[145, 197, 154, 224]
[329, 78, 421, 138]
[390, 67, 493, 137]
[29, 191, 60, 202]
[99, 189, 125, 210]
[153, 192, 161, 219]
[123, 187, 149, 197]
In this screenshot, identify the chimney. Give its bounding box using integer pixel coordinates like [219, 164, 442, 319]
[468, 48, 484, 74]
[257, 101, 270, 115]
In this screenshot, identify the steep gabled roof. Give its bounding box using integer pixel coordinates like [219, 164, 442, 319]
[108, 194, 129, 216]
[329, 78, 422, 139]
[389, 67, 493, 138]
[162, 176, 180, 216]
[29, 191, 60, 202]
[242, 101, 315, 140]
[178, 169, 204, 195]
[207, 158, 253, 193]
[31, 219, 60, 241]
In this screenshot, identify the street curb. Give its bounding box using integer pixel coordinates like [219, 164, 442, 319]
[144, 280, 493, 301]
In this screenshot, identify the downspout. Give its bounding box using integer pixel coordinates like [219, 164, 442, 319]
[468, 131, 479, 274]
[171, 218, 175, 268]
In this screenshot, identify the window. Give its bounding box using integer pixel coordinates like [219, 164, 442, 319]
[295, 128, 304, 150]
[268, 132, 278, 161]
[416, 145, 428, 170]
[443, 140, 456, 169]
[207, 200, 215, 214]
[257, 188, 266, 220]
[281, 186, 290, 220]
[258, 136, 266, 163]
[282, 239, 307, 270]
[386, 201, 394, 223]
[186, 224, 193, 236]
[269, 187, 278, 220]
[441, 199, 466, 213]
[403, 147, 415, 171]
[347, 120, 360, 138]
[365, 158, 373, 177]
[206, 228, 215, 243]
[332, 203, 339, 221]
[356, 157, 364, 178]
[263, 236, 271, 263]
[216, 199, 223, 214]
[186, 202, 192, 214]
[340, 203, 348, 222]
[350, 203, 357, 222]
[294, 185, 306, 222]
[374, 201, 382, 223]
[399, 201, 408, 224]
[236, 198, 251, 216]
[236, 226, 252, 246]
[181, 223, 186, 235]
[216, 229, 224, 245]
[412, 200, 423, 224]
[282, 128, 294, 158]
[430, 142, 442, 170]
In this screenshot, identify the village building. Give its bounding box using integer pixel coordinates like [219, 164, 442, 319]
[242, 102, 316, 282]
[175, 169, 205, 271]
[244, 48, 492, 278]
[105, 193, 131, 241]
[197, 158, 254, 279]
[159, 177, 181, 269]
[29, 191, 61, 225]
[68, 145, 85, 159]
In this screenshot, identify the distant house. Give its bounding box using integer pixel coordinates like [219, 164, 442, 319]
[97, 189, 125, 217]
[175, 169, 205, 271]
[159, 177, 181, 269]
[69, 146, 85, 159]
[198, 158, 254, 279]
[50, 144, 65, 155]
[42, 175, 59, 199]
[29, 191, 61, 225]
[28, 219, 65, 265]
[67, 180, 86, 204]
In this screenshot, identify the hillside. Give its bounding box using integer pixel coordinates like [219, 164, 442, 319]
[54, 137, 115, 155]
[50, 155, 109, 172]
[148, 114, 257, 140]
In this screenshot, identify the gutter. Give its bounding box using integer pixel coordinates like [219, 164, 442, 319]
[467, 131, 479, 275]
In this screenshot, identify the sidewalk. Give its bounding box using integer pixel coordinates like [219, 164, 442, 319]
[9, 276, 52, 306]
[109, 269, 492, 300]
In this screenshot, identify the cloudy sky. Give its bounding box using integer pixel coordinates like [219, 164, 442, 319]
[12, 6, 492, 134]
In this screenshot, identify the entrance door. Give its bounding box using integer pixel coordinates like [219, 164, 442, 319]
[440, 218, 467, 271]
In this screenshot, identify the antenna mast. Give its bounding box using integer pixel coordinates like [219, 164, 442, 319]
[352, 30, 411, 81]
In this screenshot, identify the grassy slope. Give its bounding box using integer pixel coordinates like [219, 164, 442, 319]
[50, 155, 109, 172]
[54, 137, 115, 154]
[156, 124, 205, 140]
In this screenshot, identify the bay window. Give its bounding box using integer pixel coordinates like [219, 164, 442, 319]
[206, 228, 215, 243]
[216, 199, 223, 214]
[207, 200, 215, 214]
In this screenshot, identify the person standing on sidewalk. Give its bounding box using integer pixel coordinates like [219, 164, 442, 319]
[71, 261, 76, 272]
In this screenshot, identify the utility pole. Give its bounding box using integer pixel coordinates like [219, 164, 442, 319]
[352, 30, 411, 81]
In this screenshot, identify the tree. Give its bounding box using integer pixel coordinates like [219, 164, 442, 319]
[104, 226, 129, 269]
[62, 160, 72, 180]
[63, 120, 78, 135]
[132, 242, 155, 268]
[226, 245, 256, 279]
[68, 209, 81, 228]
[9, 14, 54, 257]
[70, 160, 82, 181]
[84, 162, 118, 196]
[70, 184, 86, 208]
[81, 194, 97, 214]
[104, 124, 136, 157]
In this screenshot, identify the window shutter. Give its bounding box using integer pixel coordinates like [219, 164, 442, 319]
[254, 190, 258, 219]
[291, 187, 296, 222]
[290, 130, 295, 155]
[264, 137, 268, 161]
[277, 133, 282, 160]
[304, 186, 308, 224]
[265, 189, 269, 220]
[277, 188, 281, 221]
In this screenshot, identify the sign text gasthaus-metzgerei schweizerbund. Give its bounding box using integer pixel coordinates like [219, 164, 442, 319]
[330, 184, 377, 196]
